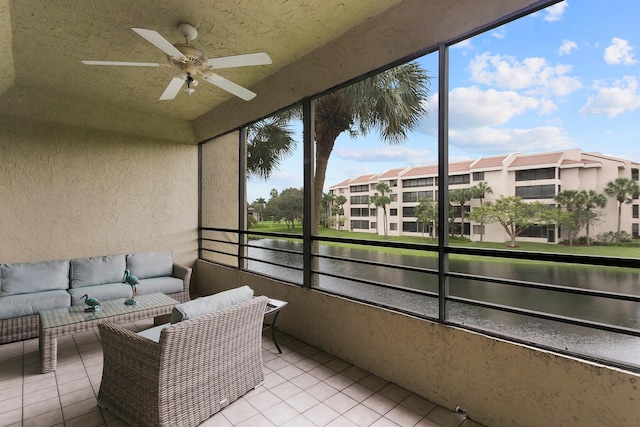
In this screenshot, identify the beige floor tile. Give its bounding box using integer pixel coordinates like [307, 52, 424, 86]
[276, 364, 305, 380]
[281, 414, 317, 427]
[261, 401, 299, 425]
[290, 372, 321, 389]
[0, 331, 484, 427]
[23, 396, 61, 420]
[325, 372, 356, 391]
[220, 398, 259, 425]
[385, 404, 422, 427]
[303, 402, 340, 426]
[362, 393, 397, 415]
[0, 396, 22, 415]
[270, 381, 303, 400]
[23, 385, 59, 406]
[23, 408, 63, 427]
[345, 403, 383, 427]
[326, 415, 360, 427]
[285, 390, 320, 413]
[379, 383, 412, 403]
[307, 381, 339, 401]
[325, 391, 359, 414]
[245, 389, 283, 412]
[359, 374, 390, 393]
[426, 406, 467, 427]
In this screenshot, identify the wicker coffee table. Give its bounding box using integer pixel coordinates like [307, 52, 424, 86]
[39, 292, 178, 373]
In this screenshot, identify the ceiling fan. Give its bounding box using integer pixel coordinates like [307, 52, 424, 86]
[82, 23, 271, 101]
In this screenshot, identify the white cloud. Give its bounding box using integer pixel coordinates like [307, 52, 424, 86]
[544, 1, 568, 22]
[450, 126, 576, 154]
[491, 29, 506, 40]
[452, 39, 473, 50]
[419, 87, 572, 155]
[448, 86, 555, 129]
[559, 39, 578, 55]
[469, 52, 582, 97]
[580, 76, 640, 117]
[334, 146, 433, 165]
[604, 37, 637, 65]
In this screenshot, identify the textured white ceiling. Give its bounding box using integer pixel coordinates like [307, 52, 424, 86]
[0, 0, 402, 142]
[0, 0, 548, 144]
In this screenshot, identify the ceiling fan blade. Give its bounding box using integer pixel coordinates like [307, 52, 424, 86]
[159, 76, 185, 100]
[206, 52, 272, 69]
[132, 28, 186, 59]
[202, 72, 257, 101]
[81, 60, 161, 67]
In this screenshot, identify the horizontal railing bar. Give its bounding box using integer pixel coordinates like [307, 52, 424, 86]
[316, 252, 438, 275]
[446, 245, 640, 269]
[311, 286, 439, 320]
[447, 271, 640, 302]
[240, 255, 304, 272]
[314, 269, 439, 298]
[447, 295, 640, 337]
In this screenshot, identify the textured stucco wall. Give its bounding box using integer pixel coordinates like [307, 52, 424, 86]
[196, 260, 640, 427]
[199, 131, 243, 277]
[0, 114, 198, 266]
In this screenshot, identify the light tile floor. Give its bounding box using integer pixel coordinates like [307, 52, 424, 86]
[0, 319, 484, 427]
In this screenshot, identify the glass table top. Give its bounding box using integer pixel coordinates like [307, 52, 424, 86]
[39, 292, 178, 329]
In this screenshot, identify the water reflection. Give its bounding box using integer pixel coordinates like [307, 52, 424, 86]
[248, 238, 640, 369]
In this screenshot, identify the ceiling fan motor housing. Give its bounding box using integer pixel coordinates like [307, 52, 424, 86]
[170, 43, 207, 75]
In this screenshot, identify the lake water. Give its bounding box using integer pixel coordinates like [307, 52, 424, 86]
[248, 238, 640, 370]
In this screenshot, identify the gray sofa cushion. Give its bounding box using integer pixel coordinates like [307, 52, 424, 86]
[0, 260, 69, 296]
[70, 254, 126, 289]
[127, 252, 173, 279]
[0, 290, 70, 319]
[170, 285, 254, 323]
[68, 283, 129, 306]
[138, 277, 184, 295]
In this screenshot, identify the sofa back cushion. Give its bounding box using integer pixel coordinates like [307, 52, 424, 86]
[1, 260, 70, 296]
[127, 252, 173, 280]
[70, 254, 126, 289]
[170, 285, 254, 323]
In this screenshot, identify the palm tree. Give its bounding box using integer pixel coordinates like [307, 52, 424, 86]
[604, 177, 640, 241]
[449, 188, 472, 238]
[311, 62, 429, 237]
[246, 114, 297, 179]
[320, 192, 335, 228]
[471, 182, 493, 242]
[583, 190, 607, 245]
[248, 62, 429, 234]
[369, 182, 392, 239]
[253, 197, 266, 221]
[333, 195, 347, 232]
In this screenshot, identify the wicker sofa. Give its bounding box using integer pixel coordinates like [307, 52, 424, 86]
[98, 294, 268, 427]
[0, 251, 191, 344]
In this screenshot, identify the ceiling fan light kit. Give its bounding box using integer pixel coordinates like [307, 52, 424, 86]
[82, 23, 271, 101]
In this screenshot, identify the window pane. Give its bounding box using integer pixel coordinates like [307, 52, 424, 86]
[245, 107, 304, 284]
[446, 2, 640, 370]
[317, 51, 439, 312]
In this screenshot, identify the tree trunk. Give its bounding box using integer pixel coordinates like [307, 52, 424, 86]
[617, 202, 622, 242]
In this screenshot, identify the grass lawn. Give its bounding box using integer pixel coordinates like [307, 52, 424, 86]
[249, 221, 640, 259]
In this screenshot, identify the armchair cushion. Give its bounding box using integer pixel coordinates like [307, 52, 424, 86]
[170, 285, 254, 324]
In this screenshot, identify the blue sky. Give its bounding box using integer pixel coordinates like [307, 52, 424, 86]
[248, 1, 640, 203]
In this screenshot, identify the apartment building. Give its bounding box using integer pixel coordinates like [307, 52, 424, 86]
[329, 149, 640, 243]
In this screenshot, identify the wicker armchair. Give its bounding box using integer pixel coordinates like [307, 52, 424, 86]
[97, 296, 268, 427]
